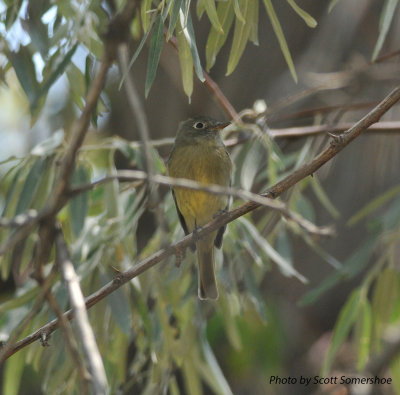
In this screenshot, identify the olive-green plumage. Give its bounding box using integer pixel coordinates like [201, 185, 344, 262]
[167, 116, 233, 300]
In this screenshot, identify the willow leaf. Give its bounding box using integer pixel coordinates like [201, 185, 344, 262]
[203, 0, 223, 33]
[145, 14, 164, 97]
[176, 19, 193, 98]
[263, 0, 297, 82]
[372, 0, 399, 61]
[166, 0, 183, 40]
[206, 0, 234, 71]
[226, 0, 253, 76]
[287, 0, 317, 28]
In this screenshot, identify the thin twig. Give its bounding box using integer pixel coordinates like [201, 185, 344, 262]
[55, 226, 108, 395]
[3, 84, 400, 360]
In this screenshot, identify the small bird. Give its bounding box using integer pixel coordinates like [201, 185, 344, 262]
[167, 116, 233, 300]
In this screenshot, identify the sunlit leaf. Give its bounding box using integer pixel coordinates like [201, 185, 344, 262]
[262, 0, 297, 82]
[145, 13, 164, 97]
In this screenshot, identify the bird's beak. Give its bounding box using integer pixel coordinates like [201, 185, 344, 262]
[213, 121, 231, 131]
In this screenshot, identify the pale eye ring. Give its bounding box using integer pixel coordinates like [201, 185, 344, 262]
[194, 122, 205, 129]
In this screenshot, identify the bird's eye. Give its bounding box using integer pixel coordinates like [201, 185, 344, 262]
[194, 122, 205, 129]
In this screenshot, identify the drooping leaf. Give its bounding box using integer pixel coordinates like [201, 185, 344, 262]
[166, 0, 183, 40]
[145, 13, 164, 97]
[69, 164, 90, 236]
[7, 45, 40, 108]
[203, 0, 223, 33]
[249, 0, 259, 44]
[263, 0, 297, 82]
[14, 156, 48, 215]
[372, 0, 399, 61]
[205, 0, 235, 71]
[120, 13, 156, 89]
[354, 298, 372, 371]
[141, 0, 153, 32]
[347, 184, 400, 226]
[322, 288, 362, 375]
[286, 0, 317, 28]
[226, 0, 254, 76]
[181, 10, 205, 82]
[176, 19, 194, 98]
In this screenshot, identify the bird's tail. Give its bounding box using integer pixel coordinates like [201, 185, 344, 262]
[197, 238, 218, 300]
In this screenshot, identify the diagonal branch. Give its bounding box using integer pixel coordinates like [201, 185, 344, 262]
[2, 84, 400, 361]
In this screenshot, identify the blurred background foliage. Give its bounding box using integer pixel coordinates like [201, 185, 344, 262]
[0, 0, 400, 394]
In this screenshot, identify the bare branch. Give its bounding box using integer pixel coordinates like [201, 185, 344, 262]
[55, 226, 108, 394]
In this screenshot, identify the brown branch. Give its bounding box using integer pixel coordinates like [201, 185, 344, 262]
[2, 84, 400, 360]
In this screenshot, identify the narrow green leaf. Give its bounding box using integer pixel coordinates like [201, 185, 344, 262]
[372, 0, 399, 61]
[196, 0, 206, 19]
[141, 0, 153, 32]
[31, 129, 64, 156]
[299, 232, 379, 306]
[203, 0, 223, 33]
[263, 0, 298, 82]
[14, 156, 47, 215]
[0, 286, 40, 313]
[347, 184, 400, 226]
[7, 45, 40, 108]
[310, 177, 340, 219]
[106, 279, 131, 335]
[34, 43, 78, 108]
[286, 0, 317, 28]
[226, 0, 253, 76]
[239, 217, 307, 283]
[166, 0, 183, 40]
[354, 299, 372, 371]
[200, 335, 234, 395]
[1, 166, 24, 216]
[205, 0, 235, 71]
[119, 13, 156, 89]
[249, 0, 259, 44]
[372, 267, 399, 324]
[69, 165, 89, 236]
[328, 0, 341, 12]
[233, 0, 245, 23]
[145, 14, 164, 97]
[322, 289, 362, 375]
[176, 19, 194, 98]
[2, 345, 25, 395]
[391, 356, 400, 395]
[183, 11, 205, 82]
